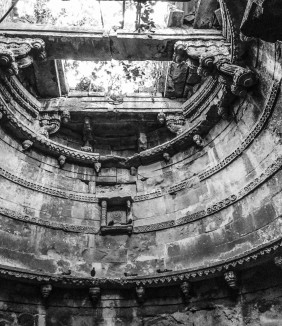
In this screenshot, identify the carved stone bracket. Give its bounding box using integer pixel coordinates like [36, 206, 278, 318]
[61, 110, 71, 124]
[94, 162, 101, 175]
[0, 37, 46, 75]
[173, 40, 257, 98]
[136, 285, 146, 304]
[157, 112, 185, 135]
[274, 256, 282, 269]
[89, 286, 101, 306]
[58, 155, 66, 168]
[22, 139, 33, 151]
[40, 284, 52, 300]
[193, 134, 204, 147]
[224, 270, 238, 289]
[39, 111, 61, 137]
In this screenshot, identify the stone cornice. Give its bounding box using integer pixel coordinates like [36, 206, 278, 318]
[0, 234, 279, 289]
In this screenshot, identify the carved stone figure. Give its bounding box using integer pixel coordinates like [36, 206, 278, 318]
[39, 111, 61, 138]
[81, 117, 93, 152]
[22, 140, 33, 151]
[89, 286, 101, 305]
[136, 285, 146, 304]
[193, 134, 203, 147]
[180, 281, 191, 303]
[130, 167, 137, 176]
[138, 132, 147, 152]
[224, 270, 238, 289]
[166, 114, 185, 135]
[94, 162, 101, 174]
[274, 256, 282, 269]
[157, 111, 166, 125]
[163, 152, 171, 163]
[61, 110, 71, 124]
[58, 155, 66, 168]
[40, 284, 52, 299]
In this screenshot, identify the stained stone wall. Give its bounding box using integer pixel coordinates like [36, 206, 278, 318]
[0, 262, 282, 325]
[0, 3, 282, 324]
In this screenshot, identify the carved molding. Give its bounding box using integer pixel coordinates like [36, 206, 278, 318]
[0, 37, 46, 75]
[199, 79, 280, 181]
[0, 72, 218, 167]
[0, 153, 281, 235]
[0, 206, 100, 234]
[0, 74, 39, 118]
[0, 166, 99, 203]
[0, 235, 279, 289]
[133, 154, 282, 233]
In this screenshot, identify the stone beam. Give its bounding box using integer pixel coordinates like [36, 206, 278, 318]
[42, 96, 183, 115]
[0, 23, 224, 61]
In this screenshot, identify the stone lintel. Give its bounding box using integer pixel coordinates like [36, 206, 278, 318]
[0, 23, 224, 61]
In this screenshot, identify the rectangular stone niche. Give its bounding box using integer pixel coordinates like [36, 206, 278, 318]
[99, 196, 133, 236]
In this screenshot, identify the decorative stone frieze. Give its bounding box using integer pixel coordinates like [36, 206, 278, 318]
[89, 287, 101, 306]
[0, 236, 278, 288]
[224, 271, 238, 289]
[0, 37, 46, 75]
[40, 284, 52, 299]
[180, 281, 191, 303]
[136, 285, 146, 304]
[22, 140, 33, 151]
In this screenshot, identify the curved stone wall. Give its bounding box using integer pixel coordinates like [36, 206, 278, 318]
[0, 1, 281, 324]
